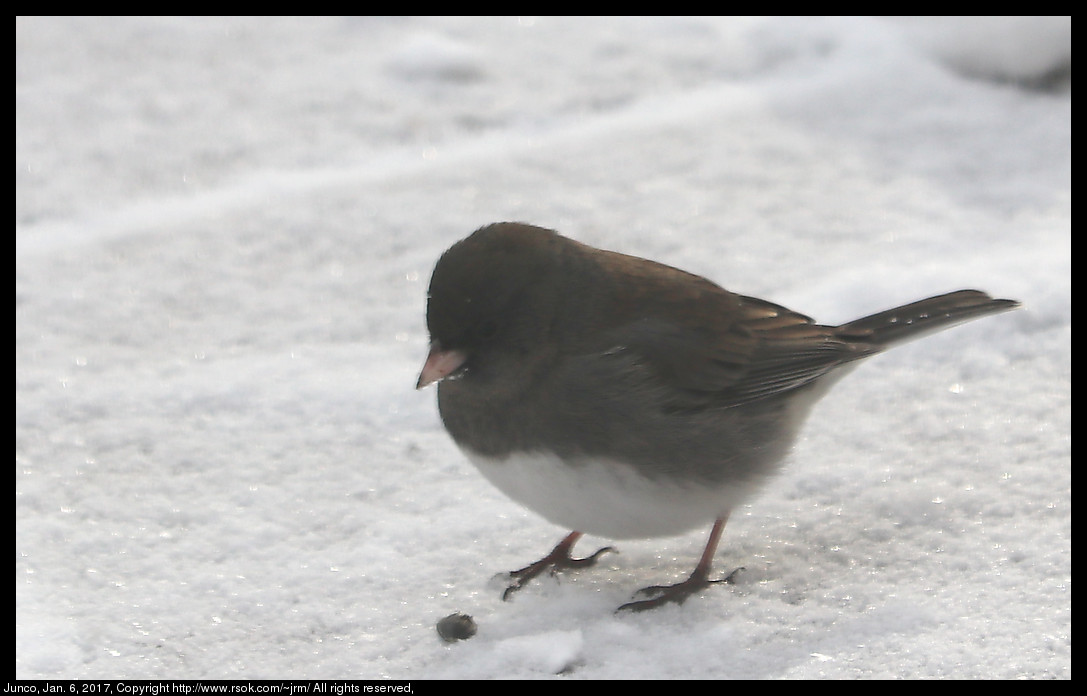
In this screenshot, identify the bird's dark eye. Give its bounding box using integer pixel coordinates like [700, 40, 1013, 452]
[477, 320, 498, 340]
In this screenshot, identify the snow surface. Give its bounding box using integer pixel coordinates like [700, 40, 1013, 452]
[16, 16, 1070, 680]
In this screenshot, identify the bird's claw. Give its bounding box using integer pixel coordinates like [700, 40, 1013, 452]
[501, 545, 617, 600]
[618, 566, 744, 612]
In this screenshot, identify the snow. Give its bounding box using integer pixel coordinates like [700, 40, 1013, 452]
[16, 16, 1070, 680]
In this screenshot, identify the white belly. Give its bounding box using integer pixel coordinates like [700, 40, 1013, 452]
[462, 447, 760, 539]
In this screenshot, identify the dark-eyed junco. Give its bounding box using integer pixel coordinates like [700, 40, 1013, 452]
[417, 222, 1019, 611]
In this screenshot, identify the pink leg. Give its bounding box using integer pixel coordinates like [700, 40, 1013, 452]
[618, 515, 743, 612]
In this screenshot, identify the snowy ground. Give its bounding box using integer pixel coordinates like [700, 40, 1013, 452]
[16, 17, 1070, 680]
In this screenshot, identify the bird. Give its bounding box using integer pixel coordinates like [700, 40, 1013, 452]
[416, 222, 1019, 611]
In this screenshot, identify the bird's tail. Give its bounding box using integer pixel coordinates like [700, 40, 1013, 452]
[838, 289, 1020, 347]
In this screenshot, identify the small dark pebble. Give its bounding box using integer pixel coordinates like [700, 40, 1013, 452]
[436, 612, 478, 642]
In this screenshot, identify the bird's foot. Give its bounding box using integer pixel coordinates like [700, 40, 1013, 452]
[502, 533, 616, 600]
[617, 566, 744, 612]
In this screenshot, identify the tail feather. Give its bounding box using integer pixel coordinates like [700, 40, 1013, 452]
[838, 290, 1020, 347]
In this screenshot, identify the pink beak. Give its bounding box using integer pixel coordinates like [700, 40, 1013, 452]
[416, 343, 468, 389]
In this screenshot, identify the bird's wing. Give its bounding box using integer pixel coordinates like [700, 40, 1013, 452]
[587, 293, 879, 411]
